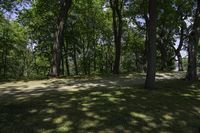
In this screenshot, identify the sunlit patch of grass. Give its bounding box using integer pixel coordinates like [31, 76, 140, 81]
[130, 112, 154, 122]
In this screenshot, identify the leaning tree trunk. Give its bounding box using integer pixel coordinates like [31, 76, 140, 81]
[50, 0, 72, 77]
[110, 0, 123, 74]
[186, 0, 200, 81]
[145, 0, 157, 89]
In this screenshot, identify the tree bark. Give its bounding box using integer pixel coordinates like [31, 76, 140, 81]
[64, 39, 70, 76]
[73, 42, 78, 75]
[3, 44, 7, 79]
[61, 49, 65, 75]
[186, 0, 200, 81]
[158, 40, 167, 71]
[0, 51, 3, 76]
[93, 39, 96, 72]
[110, 0, 123, 74]
[50, 0, 72, 77]
[177, 51, 183, 71]
[145, 0, 157, 89]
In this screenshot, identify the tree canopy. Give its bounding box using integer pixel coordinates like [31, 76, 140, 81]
[0, 0, 200, 89]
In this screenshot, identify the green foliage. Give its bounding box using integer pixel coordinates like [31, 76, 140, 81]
[0, 14, 29, 79]
[0, 0, 197, 79]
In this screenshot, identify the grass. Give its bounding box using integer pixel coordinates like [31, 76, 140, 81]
[0, 73, 200, 133]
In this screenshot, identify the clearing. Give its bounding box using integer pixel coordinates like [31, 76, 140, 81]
[0, 72, 200, 133]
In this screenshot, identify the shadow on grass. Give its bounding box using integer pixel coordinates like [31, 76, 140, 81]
[0, 79, 200, 133]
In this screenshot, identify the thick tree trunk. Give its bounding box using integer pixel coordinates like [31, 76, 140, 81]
[186, 0, 200, 81]
[187, 34, 198, 80]
[110, 0, 123, 74]
[145, 0, 157, 89]
[50, 0, 72, 77]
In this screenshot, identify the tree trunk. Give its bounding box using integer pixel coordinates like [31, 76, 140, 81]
[0, 51, 3, 76]
[73, 42, 78, 75]
[50, 0, 72, 77]
[93, 40, 96, 72]
[170, 28, 184, 71]
[61, 49, 65, 75]
[159, 42, 167, 71]
[82, 38, 87, 75]
[3, 45, 7, 79]
[135, 52, 140, 72]
[65, 56, 70, 76]
[110, 0, 123, 74]
[177, 51, 183, 71]
[186, 0, 200, 81]
[145, 0, 157, 89]
[64, 39, 70, 76]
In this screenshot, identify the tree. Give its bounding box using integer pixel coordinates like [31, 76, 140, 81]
[50, 0, 72, 76]
[110, 0, 124, 74]
[145, 0, 157, 89]
[186, 0, 200, 81]
[0, 13, 29, 79]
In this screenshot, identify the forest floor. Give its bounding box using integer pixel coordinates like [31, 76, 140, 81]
[0, 72, 200, 133]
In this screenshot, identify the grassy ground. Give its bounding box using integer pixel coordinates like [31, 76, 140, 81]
[0, 73, 200, 133]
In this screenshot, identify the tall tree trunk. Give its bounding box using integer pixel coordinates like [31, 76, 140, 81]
[159, 41, 167, 71]
[50, 0, 72, 77]
[135, 52, 140, 72]
[93, 39, 96, 72]
[177, 52, 183, 71]
[83, 46, 87, 75]
[3, 45, 7, 79]
[110, 0, 123, 74]
[64, 39, 70, 76]
[0, 52, 3, 76]
[145, 0, 157, 89]
[73, 42, 78, 75]
[61, 49, 65, 75]
[186, 0, 200, 81]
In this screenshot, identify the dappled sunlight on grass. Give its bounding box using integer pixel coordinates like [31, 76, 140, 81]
[0, 73, 200, 132]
